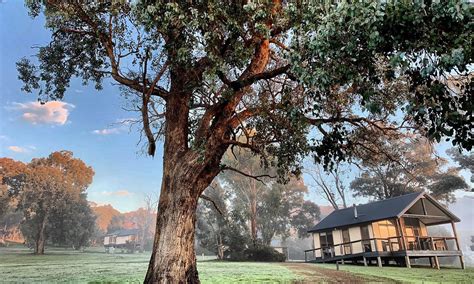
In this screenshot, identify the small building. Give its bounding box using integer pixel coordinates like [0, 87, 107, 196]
[104, 228, 140, 252]
[305, 192, 464, 269]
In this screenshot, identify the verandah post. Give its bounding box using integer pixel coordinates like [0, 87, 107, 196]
[451, 221, 465, 269]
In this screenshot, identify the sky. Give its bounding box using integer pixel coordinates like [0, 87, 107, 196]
[0, 1, 163, 212]
[0, 1, 472, 213]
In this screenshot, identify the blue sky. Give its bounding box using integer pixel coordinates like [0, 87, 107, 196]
[0, 1, 472, 212]
[0, 1, 163, 212]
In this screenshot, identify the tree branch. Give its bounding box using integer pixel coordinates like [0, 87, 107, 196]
[220, 166, 275, 184]
[200, 194, 225, 216]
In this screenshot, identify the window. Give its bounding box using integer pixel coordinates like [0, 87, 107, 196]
[342, 229, 351, 254]
[319, 232, 334, 258]
[360, 225, 372, 252]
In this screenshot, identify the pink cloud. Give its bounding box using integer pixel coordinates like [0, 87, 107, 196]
[8, 145, 35, 153]
[101, 190, 132, 197]
[13, 101, 74, 125]
[8, 146, 27, 153]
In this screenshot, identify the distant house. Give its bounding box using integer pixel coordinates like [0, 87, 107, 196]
[305, 192, 464, 269]
[104, 228, 140, 252]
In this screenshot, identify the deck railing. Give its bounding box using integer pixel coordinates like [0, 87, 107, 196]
[304, 236, 458, 262]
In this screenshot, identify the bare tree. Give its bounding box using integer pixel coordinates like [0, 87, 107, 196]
[306, 163, 349, 210]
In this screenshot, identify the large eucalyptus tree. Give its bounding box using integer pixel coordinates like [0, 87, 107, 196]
[17, 1, 472, 282]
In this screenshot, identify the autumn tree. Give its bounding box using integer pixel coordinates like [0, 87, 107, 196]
[129, 194, 158, 252]
[18, 1, 473, 282]
[351, 138, 469, 203]
[0, 158, 27, 244]
[3, 151, 94, 254]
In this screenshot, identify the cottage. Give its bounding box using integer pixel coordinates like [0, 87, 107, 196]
[305, 192, 464, 269]
[104, 228, 140, 252]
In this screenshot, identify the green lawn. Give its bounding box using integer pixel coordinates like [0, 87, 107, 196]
[0, 247, 300, 283]
[1, 247, 472, 283]
[316, 263, 474, 283]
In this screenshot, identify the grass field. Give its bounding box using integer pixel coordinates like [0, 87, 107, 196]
[317, 263, 474, 283]
[1, 246, 473, 283]
[0, 247, 300, 283]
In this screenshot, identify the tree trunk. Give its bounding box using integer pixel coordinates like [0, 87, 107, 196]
[250, 198, 257, 243]
[144, 174, 202, 283]
[35, 214, 47, 254]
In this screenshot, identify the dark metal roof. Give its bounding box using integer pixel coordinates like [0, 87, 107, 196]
[106, 228, 139, 237]
[308, 192, 426, 233]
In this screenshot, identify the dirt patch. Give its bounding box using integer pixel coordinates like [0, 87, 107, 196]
[281, 263, 397, 283]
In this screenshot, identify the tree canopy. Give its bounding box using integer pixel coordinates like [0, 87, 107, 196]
[18, 1, 473, 170]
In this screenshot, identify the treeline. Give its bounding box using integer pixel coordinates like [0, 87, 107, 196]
[93, 200, 157, 252]
[0, 151, 96, 254]
[195, 149, 320, 261]
[306, 137, 472, 210]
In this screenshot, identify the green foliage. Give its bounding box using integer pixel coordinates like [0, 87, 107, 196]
[197, 150, 320, 260]
[47, 195, 96, 249]
[243, 243, 286, 262]
[448, 148, 474, 183]
[17, 1, 473, 178]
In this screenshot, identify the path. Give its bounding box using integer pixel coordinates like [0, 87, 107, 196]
[282, 262, 398, 283]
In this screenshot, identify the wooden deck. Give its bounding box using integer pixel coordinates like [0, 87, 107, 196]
[307, 250, 462, 263]
[304, 236, 464, 269]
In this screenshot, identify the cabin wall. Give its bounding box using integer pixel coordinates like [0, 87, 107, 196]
[372, 219, 398, 251]
[349, 227, 363, 253]
[331, 229, 342, 256]
[104, 236, 111, 245]
[116, 235, 133, 245]
[312, 233, 321, 258]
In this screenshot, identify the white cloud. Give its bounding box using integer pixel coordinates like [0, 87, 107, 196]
[8, 145, 35, 153]
[92, 128, 122, 135]
[101, 190, 132, 197]
[12, 101, 74, 125]
[92, 118, 137, 135]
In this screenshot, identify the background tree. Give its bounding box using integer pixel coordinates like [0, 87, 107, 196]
[306, 163, 349, 210]
[448, 148, 474, 184]
[291, 200, 321, 239]
[18, 1, 473, 281]
[257, 178, 318, 245]
[0, 158, 27, 220]
[220, 148, 319, 246]
[107, 215, 126, 234]
[0, 159, 25, 245]
[3, 151, 94, 254]
[220, 149, 272, 243]
[128, 194, 157, 252]
[351, 138, 468, 203]
[47, 195, 96, 250]
[196, 181, 231, 260]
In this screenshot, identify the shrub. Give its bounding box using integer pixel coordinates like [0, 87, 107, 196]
[244, 245, 286, 262]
